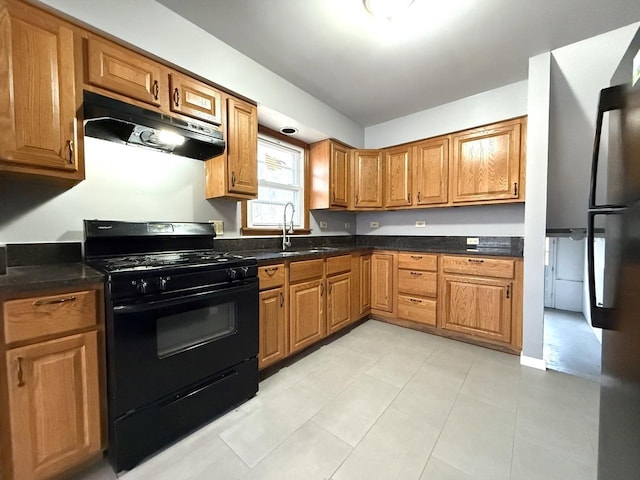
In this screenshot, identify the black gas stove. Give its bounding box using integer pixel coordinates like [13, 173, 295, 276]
[84, 220, 259, 472]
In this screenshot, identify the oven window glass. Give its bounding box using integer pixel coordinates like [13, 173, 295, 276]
[156, 302, 236, 358]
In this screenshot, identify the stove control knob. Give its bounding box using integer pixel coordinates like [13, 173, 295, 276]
[240, 266, 249, 278]
[160, 276, 169, 291]
[139, 279, 149, 294]
[227, 268, 238, 281]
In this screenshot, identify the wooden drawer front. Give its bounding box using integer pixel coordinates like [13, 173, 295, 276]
[258, 264, 285, 290]
[289, 259, 324, 283]
[326, 255, 351, 276]
[442, 256, 515, 279]
[398, 253, 437, 271]
[4, 290, 97, 344]
[398, 295, 436, 326]
[398, 270, 437, 297]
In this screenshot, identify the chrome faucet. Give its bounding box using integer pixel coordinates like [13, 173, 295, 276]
[282, 201, 295, 250]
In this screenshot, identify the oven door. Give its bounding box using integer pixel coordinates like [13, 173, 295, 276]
[109, 278, 258, 417]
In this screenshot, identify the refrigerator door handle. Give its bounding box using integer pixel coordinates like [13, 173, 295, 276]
[589, 85, 626, 209]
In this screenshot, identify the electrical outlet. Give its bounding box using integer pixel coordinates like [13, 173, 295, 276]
[319, 221, 328, 229]
[370, 221, 379, 228]
[345, 222, 351, 229]
[415, 220, 426, 228]
[210, 220, 224, 235]
[466, 237, 479, 246]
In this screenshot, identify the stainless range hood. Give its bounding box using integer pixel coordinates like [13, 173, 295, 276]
[83, 91, 225, 160]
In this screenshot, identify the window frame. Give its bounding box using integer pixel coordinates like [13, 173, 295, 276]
[241, 126, 311, 236]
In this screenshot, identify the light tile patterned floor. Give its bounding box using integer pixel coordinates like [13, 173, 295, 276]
[76, 320, 599, 480]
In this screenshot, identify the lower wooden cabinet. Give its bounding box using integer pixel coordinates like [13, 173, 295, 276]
[289, 278, 326, 354]
[359, 254, 371, 314]
[258, 287, 286, 370]
[327, 272, 351, 334]
[371, 253, 394, 313]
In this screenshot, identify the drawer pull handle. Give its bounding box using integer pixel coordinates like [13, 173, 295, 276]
[514, 182, 519, 196]
[320, 283, 324, 296]
[280, 291, 284, 307]
[17, 357, 25, 387]
[410, 255, 423, 260]
[264, 267, 279, 276]
[506, 285, 511, 299]
[468, 259, 484, 264]
[32, 295, 76, 306]
[173, 87, 180, 107]
[152, 80, 159, 100]
[67, 139, 74, 164]
[417, 192, 422, 202]
[410, 271, 422, 277]
[407, 192, 411, 204]
[231, 171, 236, 187]
[409, 298, 422, 304]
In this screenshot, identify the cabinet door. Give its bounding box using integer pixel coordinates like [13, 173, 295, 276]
[6, 332, 101, 480]
[227, 96, 258, 196]
[441, 274, 512, 343]
[359, 254, 371, 314]
[258, 287, 286, 369]
[371, 253, 394, 312]
[86, 36, 166, 107]
[353, 150, 383, 208]
[330, 142, 349, 207]
[385, 146, 412, 207]
[169, 73, 222, 125]
[327, 273, 351, 334]
[0, 4, 81, 178]
[451, 120, 522, 203]
[414, 137, 448, 205]
[289, 279, 326, 354]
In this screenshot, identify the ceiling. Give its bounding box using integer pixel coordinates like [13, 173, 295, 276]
[157, 0, 640, 128]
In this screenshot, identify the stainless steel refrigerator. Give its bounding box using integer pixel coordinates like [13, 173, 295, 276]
[588, 27, 640, 480]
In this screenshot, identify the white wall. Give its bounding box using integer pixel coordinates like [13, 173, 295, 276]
[0, 138, 355, 242]
[547, 23, 639, 229]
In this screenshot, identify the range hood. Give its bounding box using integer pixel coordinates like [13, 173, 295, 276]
[83, 91, 225, 160]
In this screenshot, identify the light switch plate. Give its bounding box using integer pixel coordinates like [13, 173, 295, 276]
[211, 220, 224, 235]
[344, 222, 351, 229]
[415, 221, 426, 228]
[370, 221, 379, 228]
[466, 237, 479, 245]
[319, 221, 328, 228]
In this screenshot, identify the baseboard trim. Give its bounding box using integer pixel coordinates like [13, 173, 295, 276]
[520, 354, 547, 370]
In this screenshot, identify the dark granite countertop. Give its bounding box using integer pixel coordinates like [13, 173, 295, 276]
[0, 263, 104, 299]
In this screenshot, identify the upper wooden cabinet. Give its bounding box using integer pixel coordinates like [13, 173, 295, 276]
[450, 118, 525, 204]
[414, 136, 449, 206]
[310, 139, 350, 209]
[352, 149, 383, 209]
[169, 73, 222, 125]
[0, 0, 83, 183]
[384, 145, 412, 208]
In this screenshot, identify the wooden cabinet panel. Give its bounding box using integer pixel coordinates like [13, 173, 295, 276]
[441, 275, 512, 343]
[309, 139, 350, 210]
[385, 146, 412, 207]
[226, 96, 258, 196]
[442, 255, 515, 279]
[414, 137, 448, 205]
[86, 36, 166, 107]
[289, 279, 325, 354]
[6, 331, 101, 480]
[353, 150, 383, 208]
[0, 2, 82, 180]
[258, 264, 285, 290]
[359, 254, 371, 314]
[4, 290, 97, 344]
[451, 119, 522, 203]
[331, 142, 349, 208]
[327, 273, 351, 334]
[397, 253, 437, 271]
[169, 73, 222, 125]
[371, 253, 394, 312]
[326, 255, 351, 276]
[258, 287, 286, 369]
[397, 270, 437, 298]
[398, 295, 436, 326]
[289, 259, 324, 283]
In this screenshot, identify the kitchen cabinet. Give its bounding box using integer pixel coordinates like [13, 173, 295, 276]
[0, 0, 84, 184]
[397, 253, 438, 326]
[371, 252, 394, 313]
[352, 149, 383, 209]
[169, 73, 222, 125]
[258, 287, 286, 370]
[288, 259, 325, 354]
[1, 286, 104, 480]
[310, 139, 350, 209]
[206, 96, 258, 199]
[384, 145, 412, 208]
[359, 254, 372, 315]
[414, 136, 449, 206]
[450, 118, 525, 204]
[326, 255, 352, 334]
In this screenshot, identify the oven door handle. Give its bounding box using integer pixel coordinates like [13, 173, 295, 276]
[113, 282, 257, 314]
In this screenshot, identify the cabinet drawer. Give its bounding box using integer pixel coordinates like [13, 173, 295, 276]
[326, 255, 351, 276]
[4, 290, 97, 344]
[289, 259, 324, 283]
[258, 264, 285, 290]
[398, 253, 437, 271]
[398, 270, 437, 297]
[398, 295, 436, 326]
[442, 256, 515, 279]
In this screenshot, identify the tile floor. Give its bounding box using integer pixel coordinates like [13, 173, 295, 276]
[77, 320, 600, 480]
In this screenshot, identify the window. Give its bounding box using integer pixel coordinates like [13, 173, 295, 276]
[242, 128, 310, 234]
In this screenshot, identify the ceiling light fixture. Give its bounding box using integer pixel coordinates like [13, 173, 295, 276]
[279, 126, 298, 136]
[362, 0, 415, 20]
